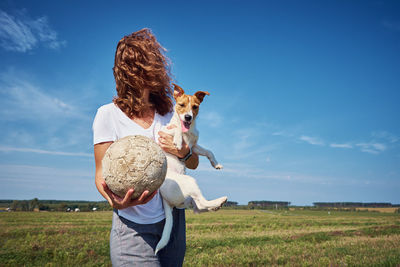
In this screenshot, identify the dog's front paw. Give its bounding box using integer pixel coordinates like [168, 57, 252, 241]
[175, 142, 182, 150]
[173, 137, 183, 150]
[214, 164, 223, 170]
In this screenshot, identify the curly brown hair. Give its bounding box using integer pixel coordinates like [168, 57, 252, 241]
[113, 28, 173, 117]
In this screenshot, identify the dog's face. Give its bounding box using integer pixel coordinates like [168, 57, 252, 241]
[173, 83, 209, 132]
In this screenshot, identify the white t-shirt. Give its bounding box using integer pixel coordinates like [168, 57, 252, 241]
[92, 103, 172, 224]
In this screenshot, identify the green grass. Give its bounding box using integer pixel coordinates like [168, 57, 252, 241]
[1, 209, 399, 266]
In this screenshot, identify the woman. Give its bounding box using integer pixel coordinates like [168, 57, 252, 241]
[93, 28, 198, 267]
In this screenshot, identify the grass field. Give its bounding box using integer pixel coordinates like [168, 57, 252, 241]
[1, 209, 399, 266]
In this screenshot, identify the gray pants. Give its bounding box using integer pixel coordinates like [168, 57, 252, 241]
[110, 208, 186, 267]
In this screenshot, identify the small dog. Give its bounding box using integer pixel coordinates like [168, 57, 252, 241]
[155, 84, 227, 254]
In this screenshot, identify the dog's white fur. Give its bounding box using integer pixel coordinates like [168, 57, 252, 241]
[155, 85, 227, 254]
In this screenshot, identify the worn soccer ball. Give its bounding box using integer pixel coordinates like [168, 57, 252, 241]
[102, 135, 167, 199]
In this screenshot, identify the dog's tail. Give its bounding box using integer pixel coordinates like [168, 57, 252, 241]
[155, 198, 173, 254]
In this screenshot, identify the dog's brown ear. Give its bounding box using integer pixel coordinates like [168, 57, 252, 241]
[173, 83, 185, 99]
[194, 91, 210, 103]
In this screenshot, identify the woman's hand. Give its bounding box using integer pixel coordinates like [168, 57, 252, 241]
[158, 126, 190, 158]
[101, 182, 157, 210]
[158, 125, 199, 169]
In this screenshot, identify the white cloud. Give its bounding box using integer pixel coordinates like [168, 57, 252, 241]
[233, 129, 255, 151]
[0, 69, 93, 151]
[299, 135, 325, 146]
[372, 131, 399, 143]
[268, 124, 396, 156]
[0, 9, 65, 52]
[330, 143, 353, 149]
[223, 127, 277, 161]
[199, 111, 223, 128]
[356, 142, 387, 154]
[0, 164, 95, 200]
[0, 70, 82, 121]
[0, 164, 92, 183]
[0, 146, 92, 157]
[272, 130, 294, 138]
[3, 130, 36, 147]
[192, 161, 332, 185]
[0, 10, 36, 52]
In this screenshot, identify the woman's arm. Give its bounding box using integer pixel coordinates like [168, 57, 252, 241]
[94, 142, 157, 209]
[184, 151, 199, 170]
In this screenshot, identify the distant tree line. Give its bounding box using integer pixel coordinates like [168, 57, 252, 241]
[224, 201, 239, 207]
[1, 199, 112, 212]
[313, 202, 400, 208]
[8, 198, 40, 211]
[248, 201, 291, 208]
[2, 199, 399, 212]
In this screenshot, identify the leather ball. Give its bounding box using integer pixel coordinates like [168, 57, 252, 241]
[102, 135, 167, 199]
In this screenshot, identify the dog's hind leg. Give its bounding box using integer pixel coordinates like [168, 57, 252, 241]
[185, 178, 227, 212]
[192, 144, 223, 169]
[164, 172, 227, 212]
[191, 194, 228, 213]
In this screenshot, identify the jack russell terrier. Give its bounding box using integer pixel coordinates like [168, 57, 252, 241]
[155, 83, 227, 254]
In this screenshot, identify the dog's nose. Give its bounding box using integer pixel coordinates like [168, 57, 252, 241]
[184, 115, 192, 122]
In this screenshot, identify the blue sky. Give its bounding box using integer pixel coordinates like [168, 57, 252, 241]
[0, 0, 399, 205]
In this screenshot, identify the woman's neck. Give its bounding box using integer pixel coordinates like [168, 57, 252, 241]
[130, 105, 155, 129]
[142, 89, 150, 106]
[129, 89, 155, 129]
[139, 89, 154, 117]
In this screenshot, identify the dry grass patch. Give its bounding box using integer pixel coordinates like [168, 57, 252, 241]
[356, 207, 399, 213]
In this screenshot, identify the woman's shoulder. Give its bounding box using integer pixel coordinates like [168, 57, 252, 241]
[94, 103, 121, 124]
[97, 103, 116, 113]
[96, 103, 124, 118]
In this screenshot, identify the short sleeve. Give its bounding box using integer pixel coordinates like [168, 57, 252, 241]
[92, 106, 116, 145]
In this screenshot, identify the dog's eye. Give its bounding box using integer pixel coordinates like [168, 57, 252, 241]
[192, 105, 198, 110]
[179, 103, 185, 107]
